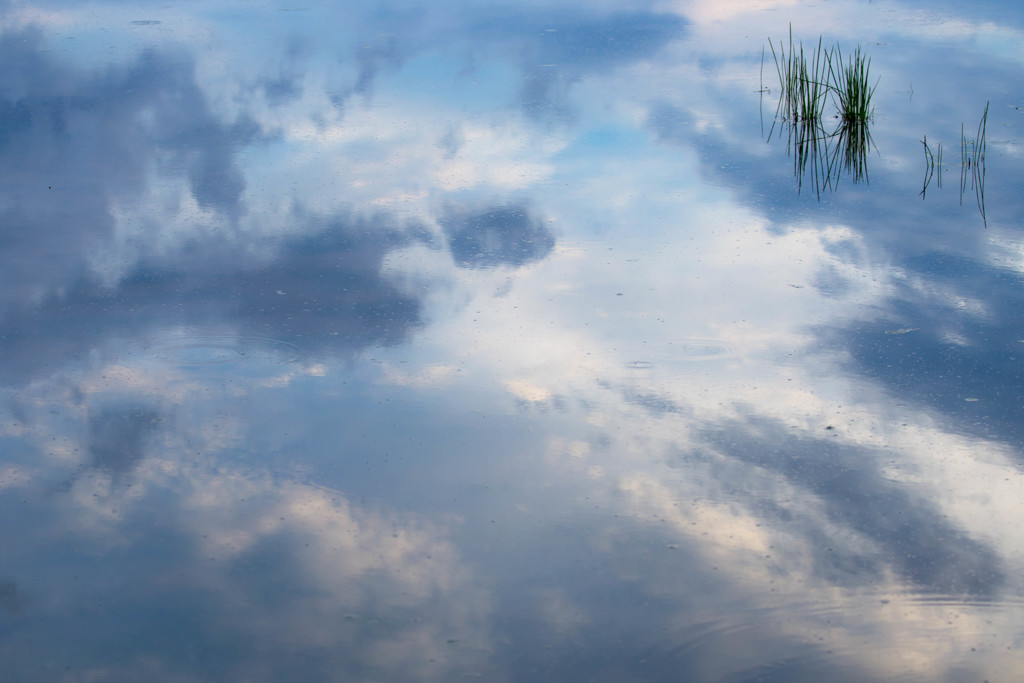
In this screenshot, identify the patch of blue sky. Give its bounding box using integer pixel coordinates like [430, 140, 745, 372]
[554, 124, 654, 162]
[373, 51, 518, 113]
[208, 4, 360, 51]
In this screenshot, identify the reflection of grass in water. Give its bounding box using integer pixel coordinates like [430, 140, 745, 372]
[920, 134, 942, 198]
[766, 30, 991, 221]
[831, 114, 874, 185]
[776, 115, 873, 198]
[920, 102, 988, 226]
[783, 117, 831, 197]
[961, 101, 988, 172]
[765, 27, 876, 196]
[829, 45, 876, 186]
[961, 101, 988, 227]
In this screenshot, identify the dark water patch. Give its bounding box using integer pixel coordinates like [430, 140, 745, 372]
[0, 579, 24, 618]
[440, 202, 555, 269]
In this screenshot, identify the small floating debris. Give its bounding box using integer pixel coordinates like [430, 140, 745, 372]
[885, 328, 918, 335]
[964, 397, 979, 402]
[673, 341, 732, 360]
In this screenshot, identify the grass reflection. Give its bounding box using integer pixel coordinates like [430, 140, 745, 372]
[777, 116, 829, 197]
[920, 102, 988, 226]
[920, 135, 942, 198]
[764, 28, 877, 197]
[961, 101, 988, 227]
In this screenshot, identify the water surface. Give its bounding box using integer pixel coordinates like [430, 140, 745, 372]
[2, 1, 1024, 680]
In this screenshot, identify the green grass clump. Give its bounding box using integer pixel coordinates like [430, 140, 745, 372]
[765, 26, 878, 194]
[767, 28, 877, 126]
[830, 45, 877, 125]
[769, 26, 830, 124]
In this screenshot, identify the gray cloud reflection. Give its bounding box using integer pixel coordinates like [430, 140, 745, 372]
[0, 211, 428, 387]
[0, 28, 259, 314]
[698, 418, 1004, 595]
[85, 405, 161, 483]
[441, 202, 555, 269]
[468, 10, 687, 122]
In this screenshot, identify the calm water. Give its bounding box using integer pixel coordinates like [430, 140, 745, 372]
[2, 1, 1024, 680]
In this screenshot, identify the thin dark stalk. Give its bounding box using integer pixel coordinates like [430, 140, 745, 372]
[760, 46, 765, 137]
[974, 102, 988, 226]
[787, 118, 832, 198]
[921, 135, 935, 198]
[959, 102, 989, 226]
[960, 121, 968, 201]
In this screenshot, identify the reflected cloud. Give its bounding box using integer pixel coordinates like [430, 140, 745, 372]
[515, 12, 686, 123]
[440, 202, 555, 269]
[178, 478, 491, 680]
[680, 0, 802, 25]
[85, 405, 161, 483]
[220, 213, 425, 350]
[0, 28, 259, 315]
[0, 373, 492, 680]
[353, 33, 406, 96]
[699, 417, 1004, 595]
[0, 202, 426, 385]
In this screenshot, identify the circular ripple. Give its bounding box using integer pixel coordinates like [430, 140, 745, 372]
[663, 593, 1024, 680]
[135, 335, 301, 367]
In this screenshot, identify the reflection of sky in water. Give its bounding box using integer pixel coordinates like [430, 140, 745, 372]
[2, 0, 1024, 680]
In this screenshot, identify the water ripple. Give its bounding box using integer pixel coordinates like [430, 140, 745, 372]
[131, 335, 301, 367]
